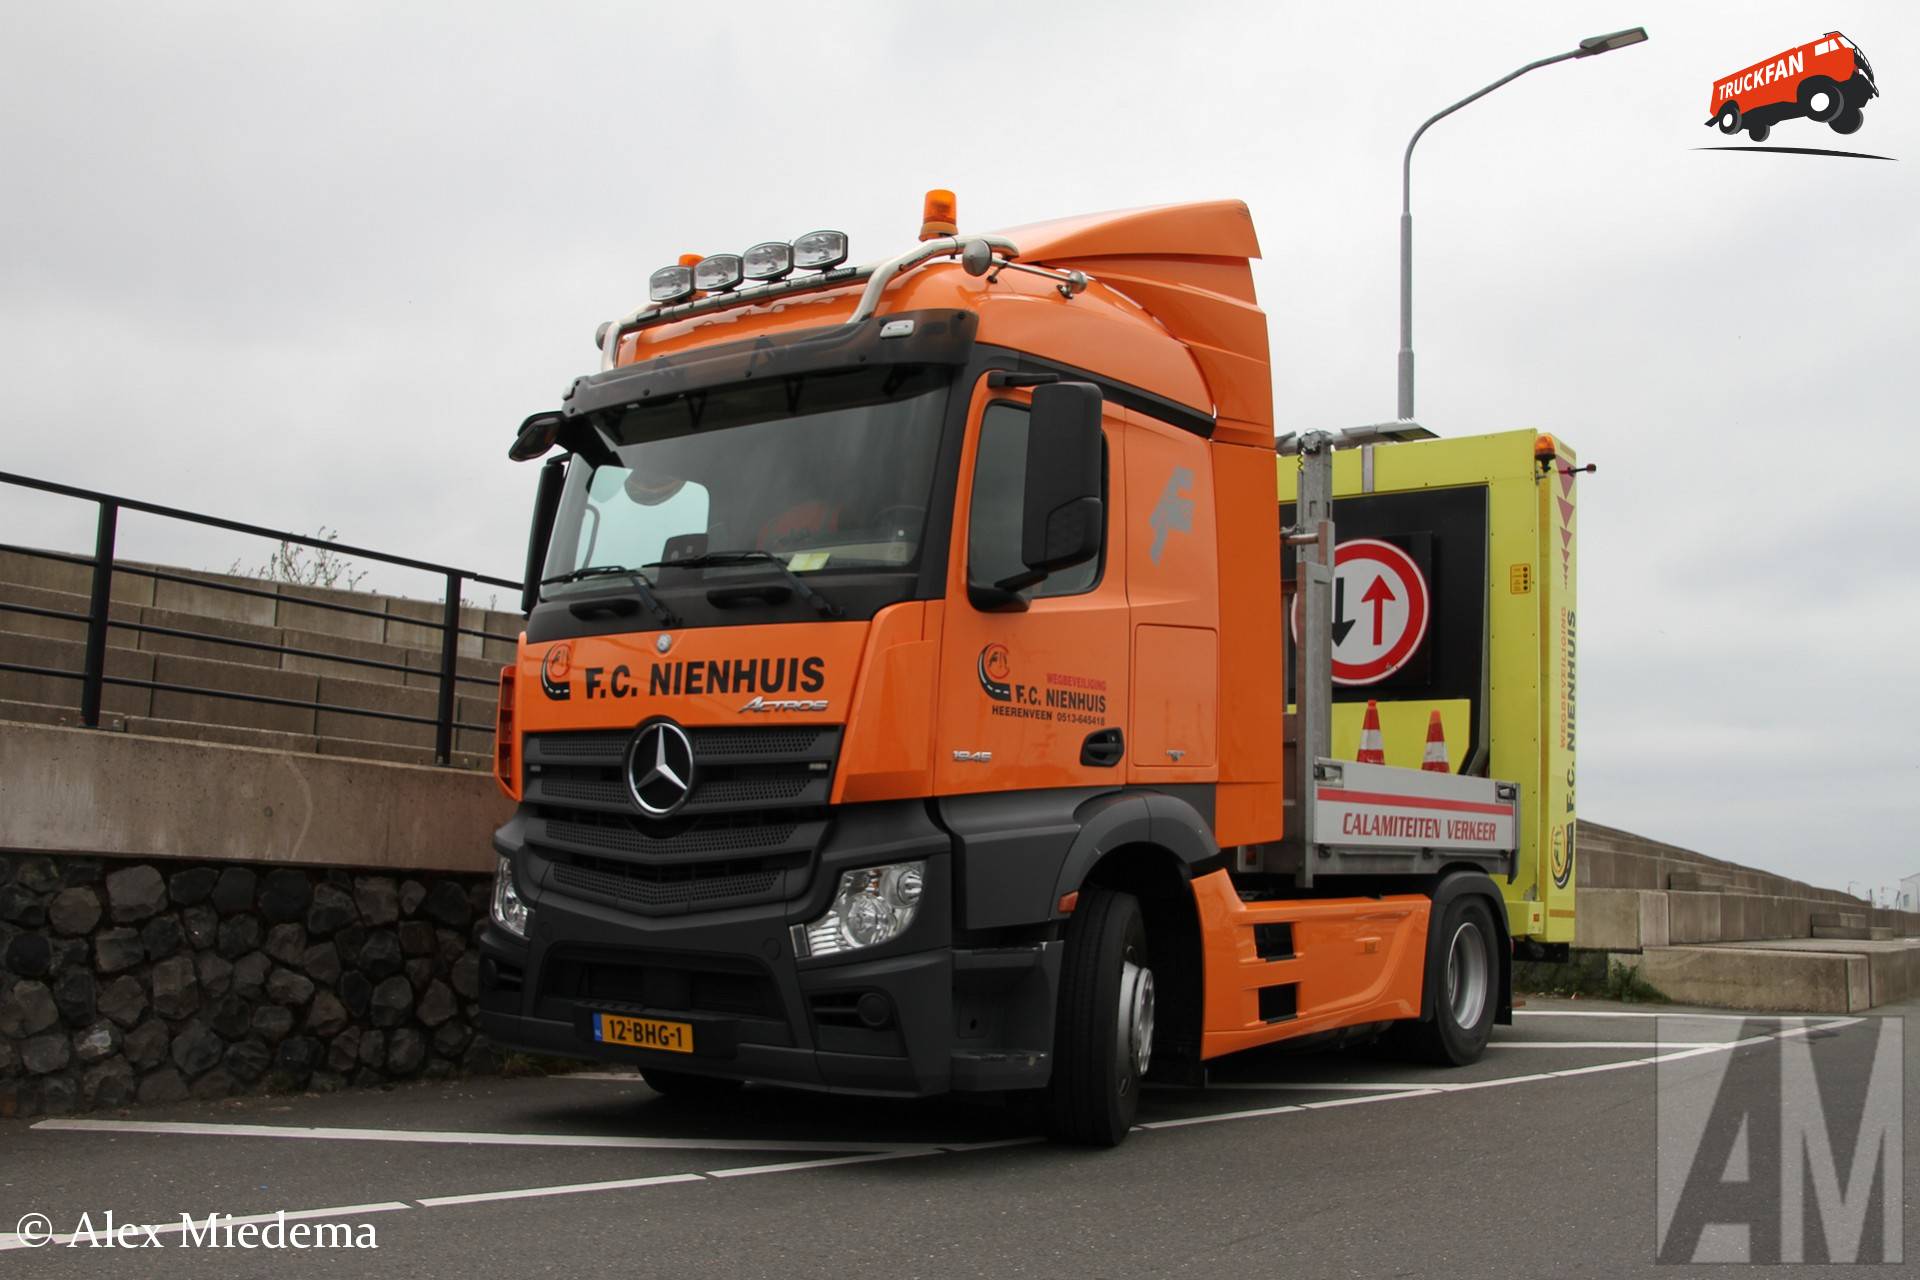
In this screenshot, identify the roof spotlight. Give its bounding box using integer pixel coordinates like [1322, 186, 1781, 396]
[743, 241, 794, 282]
[693, 253, 744, 292]
[648, 265, 695, 304]
[792, 230, 849, 271]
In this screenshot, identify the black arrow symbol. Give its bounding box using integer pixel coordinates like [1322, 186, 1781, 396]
[1331, 576, 1355, 646]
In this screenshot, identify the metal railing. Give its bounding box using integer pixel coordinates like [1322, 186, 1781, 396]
[0, 470, 521, 766]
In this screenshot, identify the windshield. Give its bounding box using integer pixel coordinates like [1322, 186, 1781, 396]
[542, 365, 950, 599]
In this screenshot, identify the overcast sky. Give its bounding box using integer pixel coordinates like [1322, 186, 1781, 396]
[3, 2, 1916, 894]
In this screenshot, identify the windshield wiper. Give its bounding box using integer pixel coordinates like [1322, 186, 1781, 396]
[540, 564, 679, 628]
[645, 550, 843, 619]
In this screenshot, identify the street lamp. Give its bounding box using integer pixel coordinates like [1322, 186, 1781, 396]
[1396, 27, 1648, 420]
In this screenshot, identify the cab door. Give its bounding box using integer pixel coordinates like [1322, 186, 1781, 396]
[934, 376, 1130, 794]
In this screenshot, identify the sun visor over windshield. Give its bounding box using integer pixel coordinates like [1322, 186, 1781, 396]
[559, 310, 979, 429]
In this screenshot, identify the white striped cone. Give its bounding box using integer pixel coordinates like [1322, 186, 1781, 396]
[1422, 709, 1450, 773]
[1356, 700, 1386, 765]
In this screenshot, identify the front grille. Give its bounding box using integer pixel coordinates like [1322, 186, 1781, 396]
[522, 724, 839, 916]
[551, 858, 784, 910]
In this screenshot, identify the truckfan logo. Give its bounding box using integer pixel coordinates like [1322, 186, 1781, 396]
[539, 643, 572, 701]
[1703, 30, 1882, 152]
[625, 720, 695, 816]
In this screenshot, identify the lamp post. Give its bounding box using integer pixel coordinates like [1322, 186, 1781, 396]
[1397, 27, 1648, 420]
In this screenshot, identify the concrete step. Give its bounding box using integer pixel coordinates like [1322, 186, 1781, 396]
[0, 547, 520, 660]
[0, 630, 496, 759]
[1635, 944, 1873, 1014]
[0, 703, 490, 772]
[1810, 910, 1869, 940]
[0, 581, 504, 689]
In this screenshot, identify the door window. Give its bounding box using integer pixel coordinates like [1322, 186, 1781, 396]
[966, 402, 1102, 601]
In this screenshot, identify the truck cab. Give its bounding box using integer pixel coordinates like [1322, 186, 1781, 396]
[479, 197, 1567, 1144]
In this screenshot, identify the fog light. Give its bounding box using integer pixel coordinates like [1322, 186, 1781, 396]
[491, 854, 529, 939]
[792, 861, 925, 958]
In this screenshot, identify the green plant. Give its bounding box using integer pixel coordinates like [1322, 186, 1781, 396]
[232, 527, 368, 591]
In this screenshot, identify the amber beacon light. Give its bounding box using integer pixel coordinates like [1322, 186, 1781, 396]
[919, 188, 958, 241]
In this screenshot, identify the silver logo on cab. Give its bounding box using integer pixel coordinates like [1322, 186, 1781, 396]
[626, 720, 696, 816]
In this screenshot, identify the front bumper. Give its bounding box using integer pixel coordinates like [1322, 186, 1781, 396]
[478, 801, 1060, 1096]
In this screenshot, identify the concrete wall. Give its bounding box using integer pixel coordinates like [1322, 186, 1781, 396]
[1577, 822, 1920, 948]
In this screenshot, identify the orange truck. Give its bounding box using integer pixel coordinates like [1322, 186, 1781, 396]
[480, 196, 1576, 1144]
[1706, 30, 1877, 141]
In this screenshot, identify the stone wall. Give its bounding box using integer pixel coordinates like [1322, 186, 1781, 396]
[0, 851, 499, 1118]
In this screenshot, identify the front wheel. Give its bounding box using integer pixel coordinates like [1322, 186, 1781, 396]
[1830, 107, 1864, 135]
[1799, 76, 1844, 122]
[1391, 894, 1498, 1065]
[1046, 887, 1153, 1146]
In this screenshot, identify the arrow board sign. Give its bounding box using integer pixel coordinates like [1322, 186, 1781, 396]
[1290, 538, 1431, 686]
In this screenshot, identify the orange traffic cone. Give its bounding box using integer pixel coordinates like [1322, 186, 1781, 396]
[1356, 700, 1386, 765]
[1422, 710, 1450, 773]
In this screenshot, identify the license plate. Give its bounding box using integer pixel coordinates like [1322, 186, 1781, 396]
[593, 1013, 695, 1054]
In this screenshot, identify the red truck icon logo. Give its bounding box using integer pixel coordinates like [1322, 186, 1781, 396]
[1707, 31, 1878, 142]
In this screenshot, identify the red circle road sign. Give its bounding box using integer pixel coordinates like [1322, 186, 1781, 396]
[1289, 538, 1431, 686]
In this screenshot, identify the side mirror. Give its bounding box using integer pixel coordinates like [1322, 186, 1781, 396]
[509, 411, 565, 462]
[521, 457, 567, 615]
[1011, 381, 1103, 584]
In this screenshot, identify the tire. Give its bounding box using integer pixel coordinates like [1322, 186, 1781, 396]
[640, 1067, 744, 1101]
[1716, 103, 1741, 135]
[1747, 122, 1771, 143]
[1799, 76, 1844, 123]
[1393, 894, 1498, 1066]
[1830, 107, 1864, 135]
[1046, 887, 1153, 1146]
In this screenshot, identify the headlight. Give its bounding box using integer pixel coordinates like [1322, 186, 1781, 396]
[792, 861, 925, 958]
[491, 854, 529, 939]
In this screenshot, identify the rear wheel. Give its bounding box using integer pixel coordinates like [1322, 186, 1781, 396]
[1747, 121, 1771, 143]
[640, 1068, 744, 1101]
[1393, 894, 1499, 1065]
[1046, 887, 1152, 1146]
[1716, 103, 1741, 135]
[1830, 107, 1864, 135]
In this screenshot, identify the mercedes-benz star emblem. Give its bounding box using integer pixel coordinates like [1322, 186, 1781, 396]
[626, 721, 695, 817]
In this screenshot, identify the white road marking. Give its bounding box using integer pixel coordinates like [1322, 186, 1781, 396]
[1137, 1017, 1858, 1132]
[1513, 1009, 1840, 1022]
[15, 1013, 1865, 1239]
[1492, 1040, 1721, 1049]
[418, 1173, 705, 1208]
[32, 1117, 921, 1155]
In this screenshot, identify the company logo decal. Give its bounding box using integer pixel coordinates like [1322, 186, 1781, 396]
[977, 643, 1013, 702]
[1552, 820, 1576, 890]
[539, 643, 573, 701]
[739, 696, 828, 714]
[625, 720, 695, 816]
[975, 643, 1108, 726]
[1700, 30, 1888, 157]
[1148, 467, 1195, 564]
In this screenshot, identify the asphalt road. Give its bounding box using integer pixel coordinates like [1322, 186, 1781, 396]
[2, 995, 1913, 1277]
